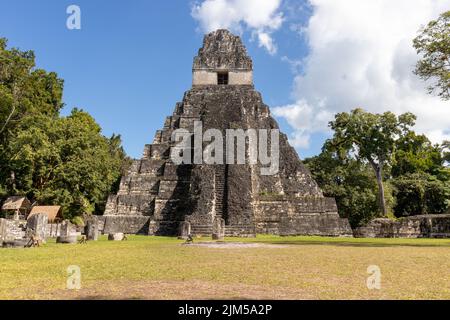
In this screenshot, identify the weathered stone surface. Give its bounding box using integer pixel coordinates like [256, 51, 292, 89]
[56, 235, 77, 244]
[212, 218, 225, 240]
[59, 220, 73, 237]
[85, 216, 99, 241]
[279, 213, 353, 237]
[100, 216, 150, 235]
[0, 218, 8, 245]
[2, 239, 29, 248]
[56, 220, 76, 243]
[104, 29, 352, 238]
[193, 29, 253, 71]
[26, 213, 48, 241]
[178, 221, 191, 239]
[0, 218, 32, 247]
[354, 214, 450, 238]
[46, 223, 62, 238]
[108, 233, 124, 241]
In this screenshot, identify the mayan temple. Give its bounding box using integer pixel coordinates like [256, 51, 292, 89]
[103, 29, 352, 237]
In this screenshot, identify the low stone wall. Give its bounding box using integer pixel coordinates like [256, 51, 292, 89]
[279, 213, 353, 237]
[254, 198, 352, 237]
[99, 216, 151, 235]
[353, 214, 450, 238]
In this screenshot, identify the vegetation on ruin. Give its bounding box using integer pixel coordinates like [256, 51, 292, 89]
[0, 235, 449, 300]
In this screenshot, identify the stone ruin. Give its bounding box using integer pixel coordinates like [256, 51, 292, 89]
[0, 213, 49, 247]
[353, 214, 450, 238]
[56, 220, 78, 244]
[85, 216, 99, 241]
[103, 29, 353, 238]
[0, 214, 83, 248]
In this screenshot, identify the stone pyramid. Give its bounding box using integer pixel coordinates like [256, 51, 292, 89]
[103, 30, 352, 237]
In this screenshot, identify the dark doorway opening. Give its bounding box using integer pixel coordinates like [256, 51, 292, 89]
[217, 72, 229, 85]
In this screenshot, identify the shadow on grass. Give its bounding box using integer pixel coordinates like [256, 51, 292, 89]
[75, 296, 253, 300]
[259, 239, 450, 248]
[75, 296, 145, 300]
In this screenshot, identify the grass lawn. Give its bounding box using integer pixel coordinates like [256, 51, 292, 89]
[1, 235, 450, 300]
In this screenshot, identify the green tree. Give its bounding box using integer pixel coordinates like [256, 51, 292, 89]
[443, 140, 450, 163]
[0, 38, 128, 219]
[7, 109, 128, 218]
[391, 133, 449, 216]
[392, 173, 450, 216]
[0, 38, 64, 194]
[413, 11, 450, 100]
[305, 151, 379, 227]
[392, 131, 442, 177]
[0, 38, 63, 138]
[327, 108, 416, 217]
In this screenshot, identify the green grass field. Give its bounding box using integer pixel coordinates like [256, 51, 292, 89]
[1, 235, 450, 300]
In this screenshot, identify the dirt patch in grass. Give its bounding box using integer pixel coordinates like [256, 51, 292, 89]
[42, 279, 316, 300]
[184, 242, 289, 249]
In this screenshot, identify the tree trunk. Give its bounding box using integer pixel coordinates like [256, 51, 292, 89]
[374, 165, 387, 217]
[10, 170, 16, 191]
[376, 168, 387, 217]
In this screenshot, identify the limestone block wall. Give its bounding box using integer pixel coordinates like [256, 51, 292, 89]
[229, 71, 253, 85]
[193, 71, 218, 86]
[192, 70, 253, 86]
[254, 197, 352, 236]
[99, 216, 151, 235]
[354, 214, 450, 238]
[279, 214, 353, 237]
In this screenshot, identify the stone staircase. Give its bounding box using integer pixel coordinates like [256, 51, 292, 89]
[214, 165, 227, 221]
[225, 225, 256, 237]
[190, 224, 213, 236]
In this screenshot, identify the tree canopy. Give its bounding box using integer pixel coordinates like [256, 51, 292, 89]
[326, 108, 415, 216]
[306, 109, 450, 227]
[413, 11, 450, 100]
[0, 38, 129, 219]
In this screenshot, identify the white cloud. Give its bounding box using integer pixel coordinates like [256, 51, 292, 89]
[281, 55, 303, 73]
[274, 0, 450, 150]
[191, 0, 284, 54]
[272, 99, 332, 148]
[257, 31, 277, 55]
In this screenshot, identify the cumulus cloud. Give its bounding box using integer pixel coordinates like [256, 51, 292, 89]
[272, 99, 333, 148]
[191, 0, 284, 54]
[274, 0, 450, 149]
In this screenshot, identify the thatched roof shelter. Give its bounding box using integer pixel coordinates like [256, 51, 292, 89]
[1, 196, 31, 211]
[27, 206, 63, 223]
[1, 196, 32, 220]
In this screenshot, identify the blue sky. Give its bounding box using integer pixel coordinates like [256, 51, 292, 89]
[1, 0, 449, 159]
[0, 0, 320, 159]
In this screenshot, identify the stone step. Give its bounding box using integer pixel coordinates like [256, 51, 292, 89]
[225, 226, 256, 237]
[214, 164, 227, 219]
